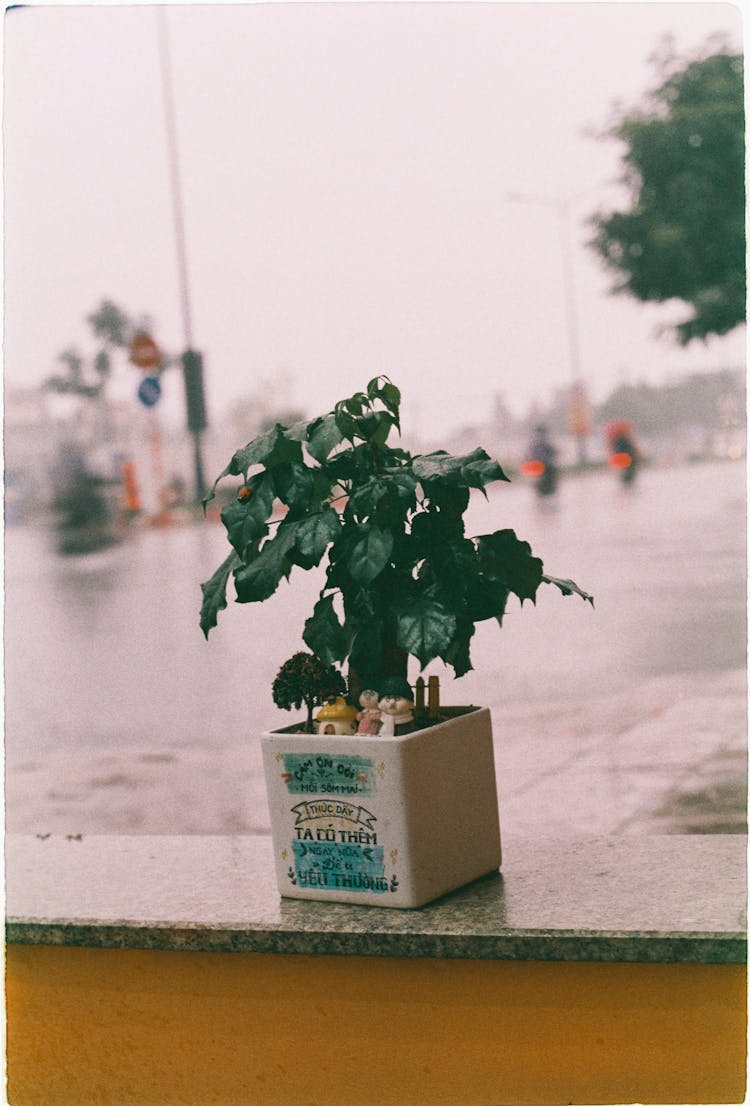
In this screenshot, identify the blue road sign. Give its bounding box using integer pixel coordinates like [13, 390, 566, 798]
[137, 375, 162, 407]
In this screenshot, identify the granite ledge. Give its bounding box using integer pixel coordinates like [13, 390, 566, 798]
[6, 920, 746, 964]
[5, 834, 747, 964]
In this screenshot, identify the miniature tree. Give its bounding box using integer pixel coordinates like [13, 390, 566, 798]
[201, 377, 592, 703]
[272, 652, 347, 733]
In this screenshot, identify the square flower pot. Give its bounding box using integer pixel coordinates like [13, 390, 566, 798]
[260, 706, 502, 908]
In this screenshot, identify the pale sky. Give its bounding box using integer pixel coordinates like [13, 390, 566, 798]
[3, 1, 745, 440]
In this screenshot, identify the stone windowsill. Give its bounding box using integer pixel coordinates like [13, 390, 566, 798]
[5, 834, 746, 963]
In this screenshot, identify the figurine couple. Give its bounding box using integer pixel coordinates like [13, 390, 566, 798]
[356, 677, 415, 737]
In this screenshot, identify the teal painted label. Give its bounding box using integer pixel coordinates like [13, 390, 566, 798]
[292, 839, 388, 894]
[281, 753, 376, 796]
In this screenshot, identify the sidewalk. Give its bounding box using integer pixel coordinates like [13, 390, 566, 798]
[7, 668, 746, 840]
[495, 666, 747, 842]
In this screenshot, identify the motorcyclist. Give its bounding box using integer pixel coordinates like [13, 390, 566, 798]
[605, 419, 639, 483]
[526, 424, 559, 496]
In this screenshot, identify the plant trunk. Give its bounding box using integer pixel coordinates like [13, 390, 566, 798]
[382, 640, 409, 681]
[348, 639, 408, 707]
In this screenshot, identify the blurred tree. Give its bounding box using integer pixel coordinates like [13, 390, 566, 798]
[87, 300, 133, 348]
[46, 300, 149, 397]
[590, 40, 745, 343]
[51, 442, 118, 556]
[47, 348, 100, 398]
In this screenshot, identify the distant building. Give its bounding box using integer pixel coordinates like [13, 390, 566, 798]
[4, 387, 58, 518]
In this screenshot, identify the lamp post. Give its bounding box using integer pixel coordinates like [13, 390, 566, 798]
[156, 7, 207, 502]
[505, 190, 590, 465]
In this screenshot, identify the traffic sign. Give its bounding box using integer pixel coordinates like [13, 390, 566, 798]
[137, 375, 162, 407]
[129, 331, 162, 370]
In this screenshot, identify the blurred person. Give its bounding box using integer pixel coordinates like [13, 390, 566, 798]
[524, 424, 559, 497]
[605, 419, 639, 484]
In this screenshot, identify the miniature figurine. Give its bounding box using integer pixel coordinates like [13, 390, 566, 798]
[377, 677, 415, 736]
[315, 695, 358, 735]
[356, 687, 382, 734]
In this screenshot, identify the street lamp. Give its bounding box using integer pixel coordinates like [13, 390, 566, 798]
[156, 7, 207, 502]
[505, 190, 590, 464]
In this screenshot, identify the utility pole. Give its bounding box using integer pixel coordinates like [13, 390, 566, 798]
[156, 7, 207, 502]
[505, 190, 590, 465]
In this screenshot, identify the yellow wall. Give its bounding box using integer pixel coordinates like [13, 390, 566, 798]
[6, 945, 747, 1106]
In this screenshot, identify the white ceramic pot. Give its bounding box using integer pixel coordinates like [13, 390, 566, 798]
[260, 706, 502, 908]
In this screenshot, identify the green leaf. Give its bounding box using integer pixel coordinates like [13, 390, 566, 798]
[334, 407, 359, 442]
[200, 552, 240, 638]
[302, 594, 348, 666]
[282, 418, 310, 442]
[204, 425, 303, 505]
[459, 449, 510, 492]
[220, 474, 275, 558]
[272, 461, 315, 513]
[441, 616, 475, 678]
[424, 539, 481, 606]
[347, 477, 388, 521]
[380, 381, 401, 421]
[422, 483, 470, 517]
[396, 594, 457, 669]
[476, 529, 544, 604]
[348, 526, 394, 586]
[346, 467, 415, 527]
[295, 507, 341, 565]
[409, 509, 464, 559]
[343, 392, 368, 416]
[466, 574, 510, 624]
[413, 447, 508, 489]
[542, 575, 595, 606]
[412, 450, 454, 481]
[263, 427, 300, 469]
[305, 414, 343, 463]
[383, 467, 417, 509]
[234, 523, 299, 603]
[325, 450, 357, 485]
[367, 376, 401, 427]
[364, 410, 395, 446]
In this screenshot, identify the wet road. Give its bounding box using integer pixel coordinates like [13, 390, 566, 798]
[5, 459, 746, 835]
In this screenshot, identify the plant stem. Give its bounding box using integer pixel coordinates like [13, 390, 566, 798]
[348, 638, 408, 706]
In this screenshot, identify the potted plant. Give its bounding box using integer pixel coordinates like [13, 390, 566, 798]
[201, 377, 591, 907]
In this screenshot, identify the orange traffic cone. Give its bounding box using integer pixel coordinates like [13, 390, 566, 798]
[122, 460, 142, 513]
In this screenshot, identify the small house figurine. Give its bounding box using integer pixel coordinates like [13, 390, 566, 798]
[315, 695, 358, 735]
